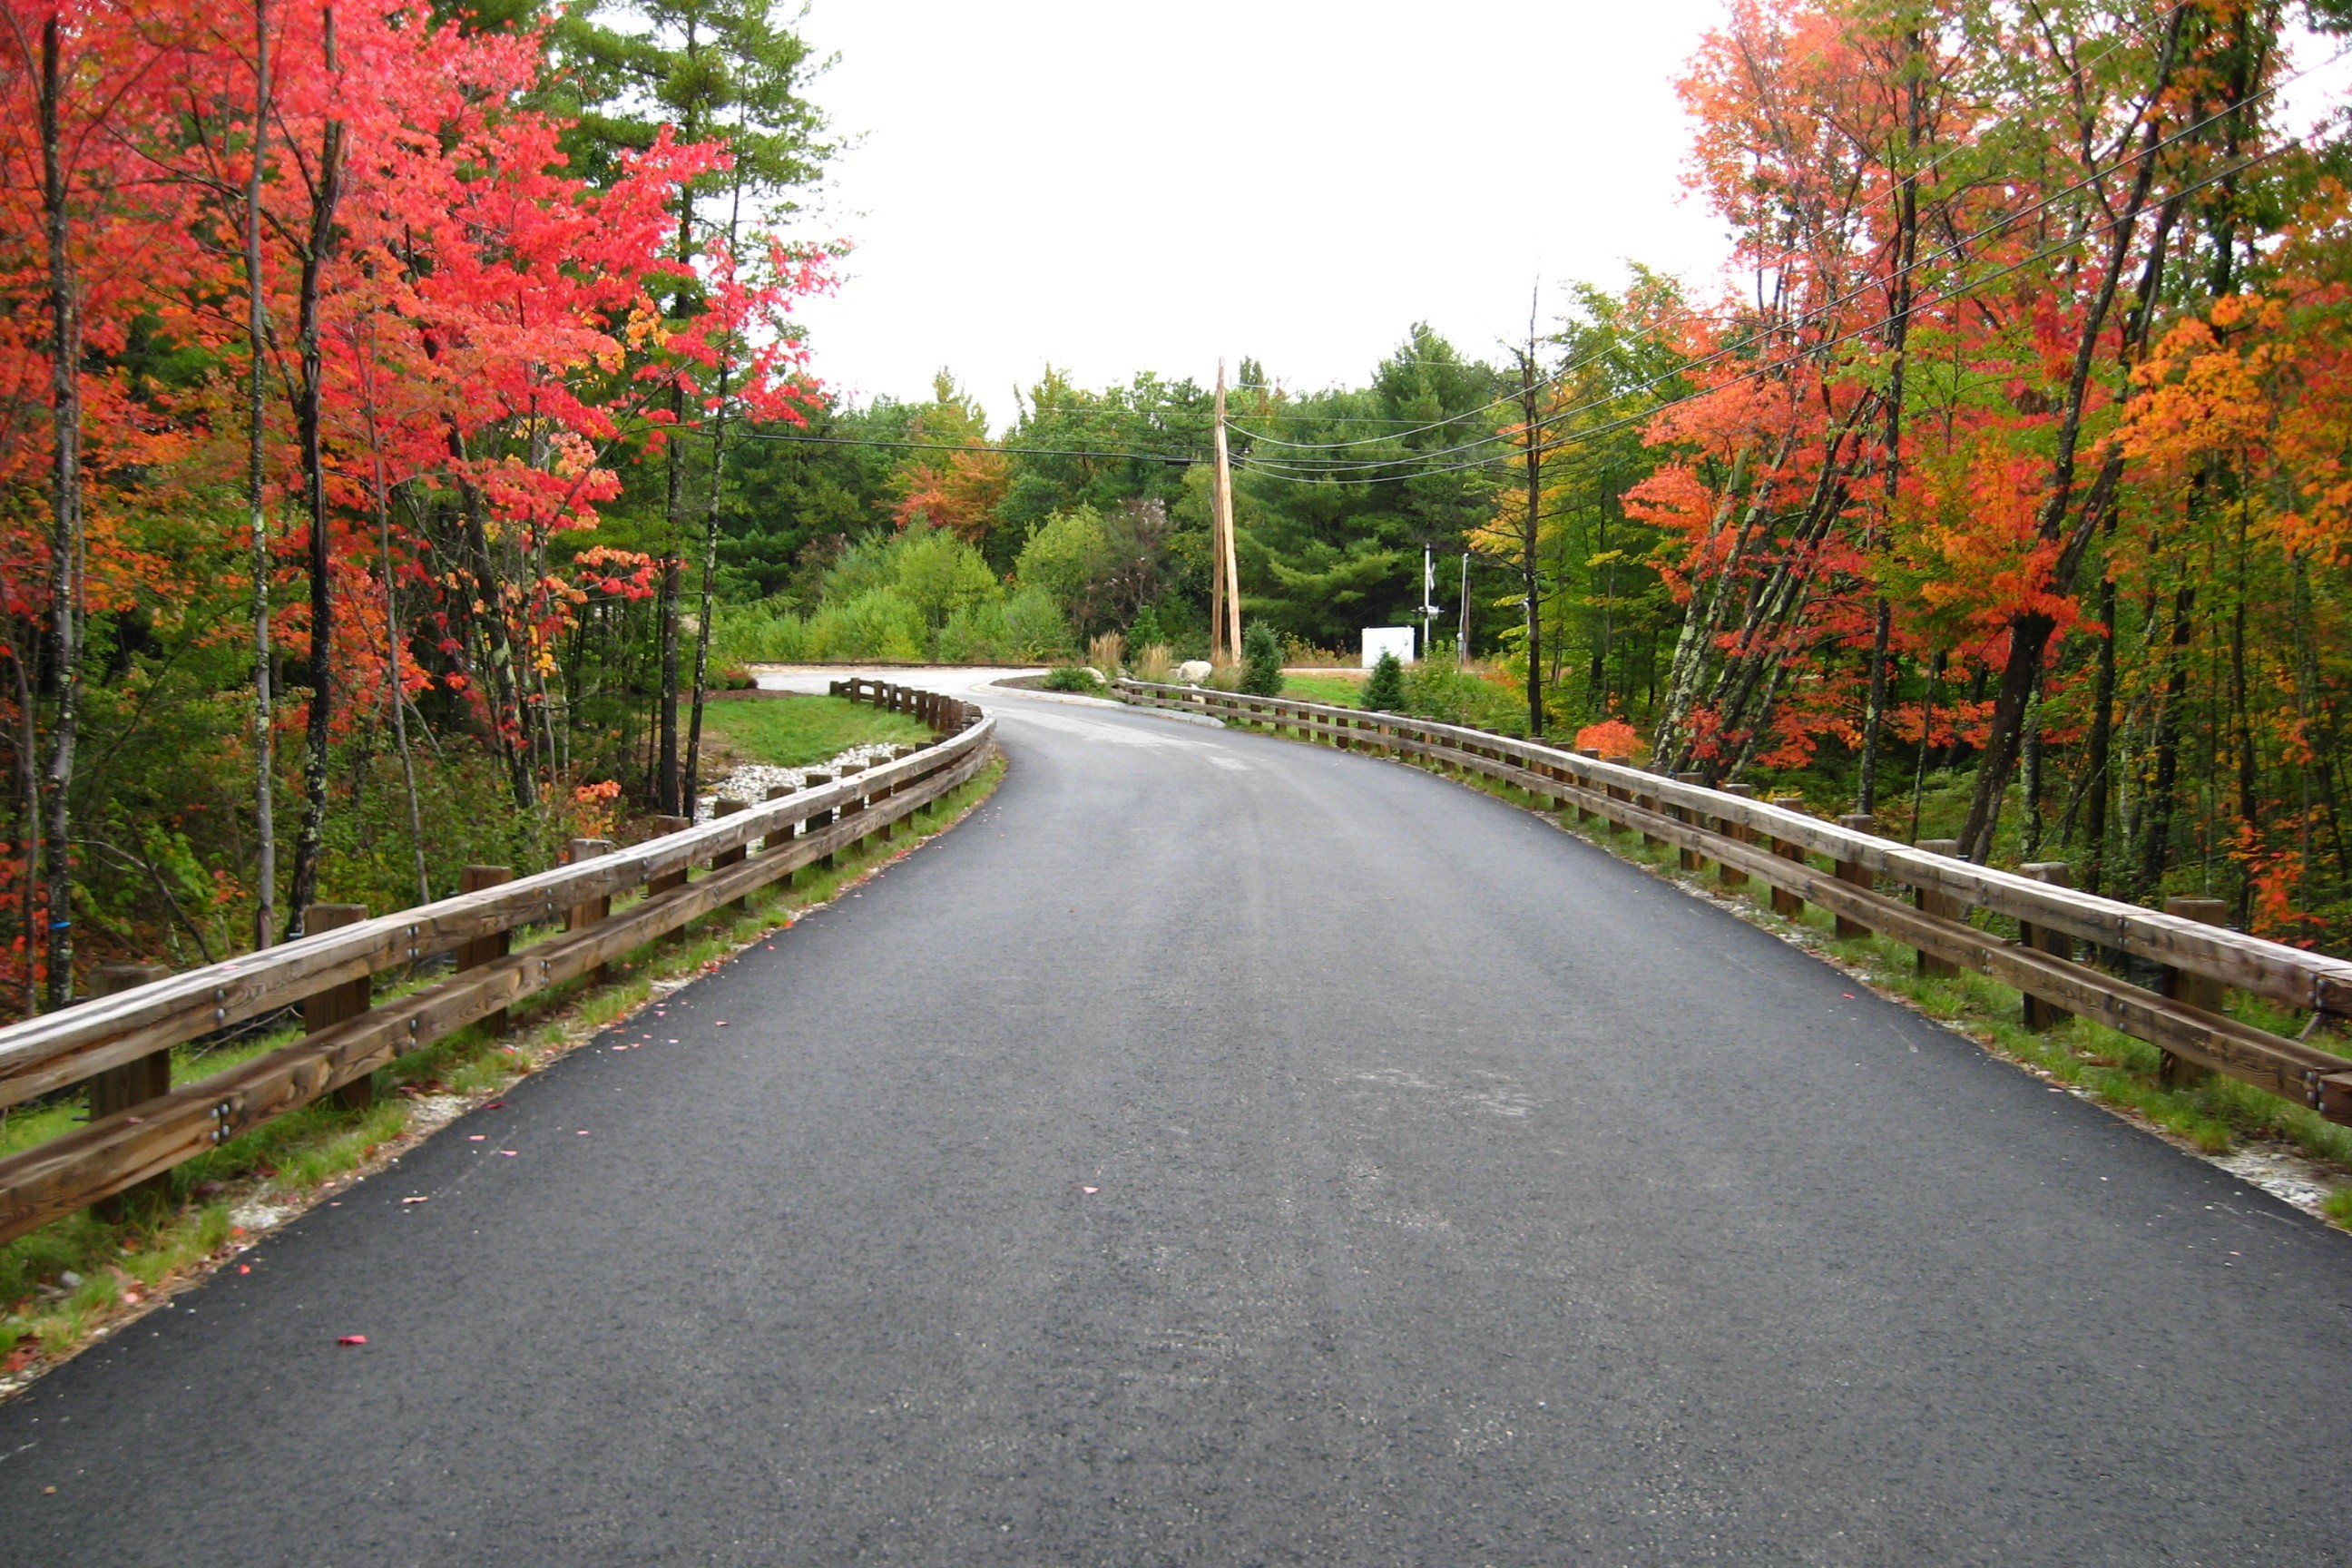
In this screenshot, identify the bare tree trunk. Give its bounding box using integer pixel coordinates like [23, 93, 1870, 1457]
[2136, 584, 2195, 896]
[1516, 315, 1545, 738]
[357, 325, 428, 906]
[286, 7, 344, 933]
[7, 624, 40, 1016]
[1859, 23, 1924, 816]
[35, 17, 82, 1004]
[684, 175, 747, 812]
[1652, 440, 1766, 760]
[1958, 15, 2186, 859]
[245, 0, 278, 950]
[2082, 573, 2117, 894]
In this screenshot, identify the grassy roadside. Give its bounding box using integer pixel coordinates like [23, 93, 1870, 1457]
[0, 755, 1004, 1395]
[697, 691, 934, 774]
[1276, 671, 1367, 707]
[1210, 716, 2352, 1225]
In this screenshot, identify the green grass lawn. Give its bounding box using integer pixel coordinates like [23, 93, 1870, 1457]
[698, 692, 934, 769]
[1278, 671, 1367, 708]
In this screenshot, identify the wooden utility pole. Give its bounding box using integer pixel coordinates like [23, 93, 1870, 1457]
[1211, 361, 1241, 661]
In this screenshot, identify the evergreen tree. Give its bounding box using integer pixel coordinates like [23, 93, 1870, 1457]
[1363, 651, 1405, 712]
[1240, 622, 1285, 697]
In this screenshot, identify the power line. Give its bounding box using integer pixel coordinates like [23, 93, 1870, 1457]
[1239, 36, 2340, 485]
[1241, 131, 2309, 489]
[711, 426, 1204, 466]
[1233, 3, 2233, 474]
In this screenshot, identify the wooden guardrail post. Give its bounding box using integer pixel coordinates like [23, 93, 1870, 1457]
[1672, 772, 1706, 871]
[1913, 840, 1965, 977]
[1635, 770, 1664, 849]
[456, 866, 514, 1033]
[1767, 798, 1808, 917]
[840, 762, 868, 848]
[565, 838, 616, 986]
[646, 816, 692, 897]
[1834, 814, 1877, 938]
[712, 799, 750, 911]
[88, 960, 172, 1216]
[803, 773, 836, 869]
[1573, 749, 1600, 821]
[764, 784, 799, 887]
[2019, 862, 2074, 1031]
[2161, 897, 2230, 1086]
[1717, 783, 1754, 890]
[879, 750, 916, 839]
[1602, 756, 1632, 835]
[302, 904, 376, 1110]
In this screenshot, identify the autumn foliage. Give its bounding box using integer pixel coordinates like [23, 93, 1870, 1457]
[1538, 0, 2352, 944]
[0, 0, 825, 1010]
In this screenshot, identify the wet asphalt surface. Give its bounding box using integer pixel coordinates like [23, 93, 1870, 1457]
[4, 688, 2351, 1566]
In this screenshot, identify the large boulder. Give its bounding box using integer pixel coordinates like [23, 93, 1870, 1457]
[1174, 660, 1213, 684]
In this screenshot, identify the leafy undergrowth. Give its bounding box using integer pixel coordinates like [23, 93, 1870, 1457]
[0, 757, 1004, 1396]
[696, 691, 934, 772]
[1216, 719, 2352, 1226]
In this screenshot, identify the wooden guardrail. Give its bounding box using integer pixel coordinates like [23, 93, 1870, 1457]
[0, 681, 994, 1243]
[1115, 677, 2352, 1124]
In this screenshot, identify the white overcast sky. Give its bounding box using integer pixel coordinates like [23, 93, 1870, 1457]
[784, 0, 1735, 428]
[779, 3, 2352, 431]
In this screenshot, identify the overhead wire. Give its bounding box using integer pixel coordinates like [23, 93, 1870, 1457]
[1236, 32, 2343, 484]
[1240, 124, 2316, 489]
[1230, 1, 2230, 474]
[706, 426, 1205, 466]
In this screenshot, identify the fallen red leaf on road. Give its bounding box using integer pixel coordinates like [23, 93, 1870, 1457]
[337, 1335, 368, 1347]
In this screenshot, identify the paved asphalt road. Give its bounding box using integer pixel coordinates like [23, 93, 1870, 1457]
[5, 680, 2352, 1566]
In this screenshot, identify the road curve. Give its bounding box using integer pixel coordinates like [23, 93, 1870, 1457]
[5, 680, 2350, 1566]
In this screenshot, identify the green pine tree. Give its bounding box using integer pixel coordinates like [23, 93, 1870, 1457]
[1240, 622, 1285, 696]
[1362, 650, 1404, 711]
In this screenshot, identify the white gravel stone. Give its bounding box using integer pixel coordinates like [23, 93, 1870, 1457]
[693, 740, 916, 821]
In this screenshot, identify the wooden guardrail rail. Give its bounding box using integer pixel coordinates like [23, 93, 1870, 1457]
[1115, 677, 2352, 1124]
[0, 682, 994, 1244]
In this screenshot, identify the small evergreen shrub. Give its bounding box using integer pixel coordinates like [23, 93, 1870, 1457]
[1240, 622, 1285, 696]
[1362, 651, 1405, 711]
[1043, 665, 1105, 694]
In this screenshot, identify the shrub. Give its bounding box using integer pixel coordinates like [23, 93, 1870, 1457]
[1088, 632, 1125, 679]
[1016, 506, 1109, 609]
[1000, 585, 1073, 660]
[1574, 718, 1642, 760]
[1240, 622, 1284, 696]
[815, 586, 927, 661]
[1043, 665, 1105, 694]
[1132, 642, 1172, 682]
[1362, 651, 1405, 711]
[1402, 660, 1524, 734]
